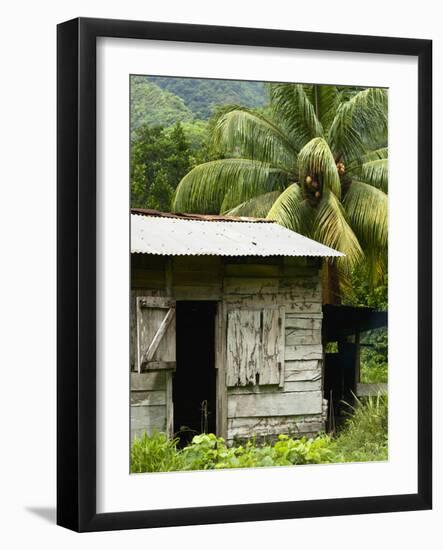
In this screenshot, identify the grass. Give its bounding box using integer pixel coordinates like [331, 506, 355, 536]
[330, 393, 388, 462]
[131, 393, 388, 473]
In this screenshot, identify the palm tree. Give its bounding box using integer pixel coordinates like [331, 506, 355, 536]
[172, 84, 388, 301]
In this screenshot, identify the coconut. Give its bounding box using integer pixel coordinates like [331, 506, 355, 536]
[305, 175, 312, 185]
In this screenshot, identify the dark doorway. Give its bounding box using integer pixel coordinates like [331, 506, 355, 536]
[174, 301, 217, 446]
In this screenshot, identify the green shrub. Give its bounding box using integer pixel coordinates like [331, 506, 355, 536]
[360, 328, 388, 383]
[130, 431, 184, 473]
[179, 433, 334, 470]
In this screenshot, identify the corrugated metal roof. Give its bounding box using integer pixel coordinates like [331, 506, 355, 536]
[131, 213, 344, 257]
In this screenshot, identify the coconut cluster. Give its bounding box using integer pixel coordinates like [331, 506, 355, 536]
[305, 174, 321, 199]
[337, 162, 345, 176]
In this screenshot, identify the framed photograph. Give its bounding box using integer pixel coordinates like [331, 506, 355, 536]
[57, 17, 432, 532]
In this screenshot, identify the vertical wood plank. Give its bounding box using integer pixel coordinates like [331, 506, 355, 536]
[260, 308, 281, 385]
[355, 330, 361, 388]
[215, 301, 228, 439]
[278, 306, 286, 388]
[165, 371, 173, 438]
[136, 297, 142, 373]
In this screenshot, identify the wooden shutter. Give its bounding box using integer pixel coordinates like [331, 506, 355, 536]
[132, 296, 175, 439]
[136, 296, 176, 373]
[226, 310, 262, 387]
[226, 307, 284, 387]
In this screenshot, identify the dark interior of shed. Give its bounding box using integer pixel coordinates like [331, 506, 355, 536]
[174, 301, 217, 446]
[322, 305, 388, 431]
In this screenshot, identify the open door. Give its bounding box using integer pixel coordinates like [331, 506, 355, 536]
[131, 296, 176, 439]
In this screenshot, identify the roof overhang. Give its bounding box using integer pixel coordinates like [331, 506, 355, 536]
[131, 212, 344, 258]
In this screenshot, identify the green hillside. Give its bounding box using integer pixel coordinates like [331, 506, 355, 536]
[145, 76, 267, 119]
[130, 76, 194, 130]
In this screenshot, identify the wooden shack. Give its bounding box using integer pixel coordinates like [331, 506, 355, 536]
[130, 209, 343, 444]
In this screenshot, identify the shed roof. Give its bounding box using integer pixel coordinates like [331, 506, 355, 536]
[131, 209, 343, 258]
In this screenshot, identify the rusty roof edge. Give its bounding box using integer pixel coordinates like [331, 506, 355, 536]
[130, 208, 273, 223]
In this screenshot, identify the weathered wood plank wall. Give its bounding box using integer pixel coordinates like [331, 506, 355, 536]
[130, 372, 168, 438]
[223, 257, 325, 442]
[130, 255, 326, 442]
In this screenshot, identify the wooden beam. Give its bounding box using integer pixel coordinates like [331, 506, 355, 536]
[140, 361, 176, 372]
[228, 390, 323, 418]
[143, 308, 175, 363]
[138, 296, 174, 308]
[130, 372, 166, 391]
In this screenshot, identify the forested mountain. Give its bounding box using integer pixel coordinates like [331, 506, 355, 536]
[144, 76, 267, 119]
[131, 76, 194, 130]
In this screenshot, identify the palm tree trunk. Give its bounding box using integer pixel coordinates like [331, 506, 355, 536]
[322, 260, 341, 305]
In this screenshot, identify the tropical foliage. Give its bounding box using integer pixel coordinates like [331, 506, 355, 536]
[131, 394, 388, 473]
[173, 84, 388, 285]
[131, 123, 208, 211]
[344, 265, 388, 382]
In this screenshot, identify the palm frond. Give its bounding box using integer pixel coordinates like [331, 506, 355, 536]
[172, 159, 287, 214]
[343, 180, 388, 251]
[270, 84, 323, 148]
[358, 159, 388, 191]
[212, 108, 297, 171]
[360, 147, 388, 163]
[328, 87, 388, 161]
[363, 248, 388, 287]
[298, 137, 341, 197]
[347, 147, 388, 172]
[224, 190, 281, 218]
[219, 168, 286, 213]
[314, 190, 364, 271]
[266, 183, 314, 235]
[304, 85, 340, 132]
